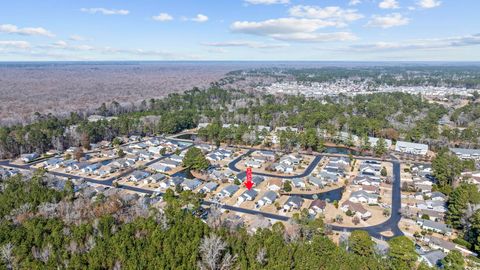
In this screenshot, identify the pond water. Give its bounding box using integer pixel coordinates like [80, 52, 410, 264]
[171, 169, 195, 179]
[323, 147, 360, 156]
[174, 133, 197, 140]
[289, 186, 344, 202]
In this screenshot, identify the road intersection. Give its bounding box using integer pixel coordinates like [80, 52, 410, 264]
[0, 143, 403, 240]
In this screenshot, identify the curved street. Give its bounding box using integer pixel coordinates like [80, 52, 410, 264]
[0, 145, 403, 240]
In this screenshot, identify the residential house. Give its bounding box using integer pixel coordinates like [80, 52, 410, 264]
[318, 171, 339, 183]
[72, 162, 90, 171]
[129, 170, 150, 182]
[419, 250, 446, 268]
[309, 199, 326, 214]
[450, 148, 480, 161]
[43, 158, 62, 168]
[416, 200, 447, 213]
[158, 159, 181, 168]
[201, 182, 219, 193]
[81, 163, 101, 174]
[147, 173, 167, 184]
[257, 191, 278, 206]
[329, 157, 350, 167]
[417, 219, 452, 235]
[267, 179, 283, 191]
[430, 192, 447, 202]
[169, 154, 183, 163]
[181, 179, 202, 191]
[341, 201, 372, 220]
[21, 153, 39, 163]
[245, 160, 262, 169]
[368, 137, 392, 148]
[100, 166, 119, 178]
[275, 163, 294, 173]
[137, 150, 153, 160]
[238, 189, 258, 203]
[283, 196, 304, 211]
[424, 236, 457, 253]
[308, 176, 324, 188]
[275, 126, 298, 133]
[353, 176, 381, 186]
[148, 162, 172, 173]
[360, 185, 380, 194]
[197, 122, 210, 129]
[160, 176, 184, 188]
[349, 190, 379, 204]
[395, 141, 429, 156]
[255, 150, 276, 160]
[220, 185, 240, 197]
[289, 178, 306, 188]
[417, 209, 445, 222]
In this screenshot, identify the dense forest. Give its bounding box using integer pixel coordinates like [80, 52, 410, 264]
[0, 172, 464, 269]
[226, 66, 480, 88]
[1, 87, 479, 159]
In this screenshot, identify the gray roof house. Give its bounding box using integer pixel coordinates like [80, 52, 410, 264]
[239, 189, 258, 202]
[148, 173, 167, 183]
[221, 185, 240, 197]
[450, 148, 480, 161]
[258, 191, 278, 205]
[289, 178, 306, 188]
[308, 176, 324, 187]
[181, 179, 202, 191]
[201, 182, 219, 193]
[283, 196, 304, 210]
[130, 170, 150, 182]
[417, 219, 452, 235]
[418, 250, 446, 268]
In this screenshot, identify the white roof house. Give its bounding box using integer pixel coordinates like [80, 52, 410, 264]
[450, 148, 480, 161]
[368, 137, 392, 148]
[395, 141, 429, 156]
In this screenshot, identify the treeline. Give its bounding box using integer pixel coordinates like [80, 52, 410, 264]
[432, 151, 480, 256]
[2, 87, 479, 160]
[0, 173, 454, 269]
[285, 66, 480, 89]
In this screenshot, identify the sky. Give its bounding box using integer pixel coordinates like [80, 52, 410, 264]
[0, 0, 479, 61]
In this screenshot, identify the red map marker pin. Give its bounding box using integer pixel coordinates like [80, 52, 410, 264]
[245, 167, 253, 190]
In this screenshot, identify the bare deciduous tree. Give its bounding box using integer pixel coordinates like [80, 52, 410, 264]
[197, 234, 236, 270]
[0, 243, 14, 270]
[255, 247, 267, 266]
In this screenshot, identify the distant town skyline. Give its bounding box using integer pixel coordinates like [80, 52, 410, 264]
[0, 0, 479, 61]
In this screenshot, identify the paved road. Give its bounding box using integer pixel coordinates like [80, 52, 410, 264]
[228, 149, 323, 179]
[0, 143, 403, 240]
[227, 148, 403, 240]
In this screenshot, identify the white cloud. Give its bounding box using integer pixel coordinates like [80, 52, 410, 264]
[191, 14, 209, 23]
[366, 13, 410, 28]
[0, 24, 54, 37]
[288, 5, 364, 25]
[49, 40, 94, 51]
[203, 40, 289, 49]
[80, 8, 130, 15]
[349, 0, 361, 6]
[244, 0, 289, 5]
[152, 13, 173, 22]
[231, 18, 356, 42]
[350, 33, 480, 51]
[0, 40, 30, 49]
[270, 32, 357, 42]
[417, 0, 441, 9]
[379, 0, 400, 9]
[69, 35, 87, 41]
[232, 18, 338, 35]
